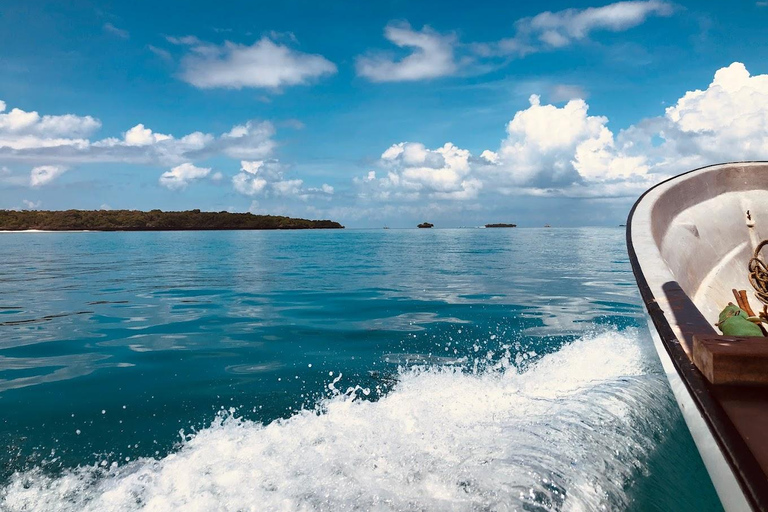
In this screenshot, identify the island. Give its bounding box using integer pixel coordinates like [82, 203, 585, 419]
[485, 223, 517, 228]
[417, 222, 434, 229]
[0, 209, 344, 231]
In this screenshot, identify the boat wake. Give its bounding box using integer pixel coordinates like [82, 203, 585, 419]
[1, 329, 675, 511]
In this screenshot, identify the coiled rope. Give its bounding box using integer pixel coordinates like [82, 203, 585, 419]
[748, 239, 768, 305]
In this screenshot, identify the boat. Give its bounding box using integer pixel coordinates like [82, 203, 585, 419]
[627, 161, 768, 511]
[417, 222, 434, 229]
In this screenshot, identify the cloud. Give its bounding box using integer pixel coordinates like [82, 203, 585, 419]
[216, 121, 277, 159]
[478, 1, 674, 57]
[89, 125, 214, 165]
[272, 179, 304, 196]
[103, 23, 129, 39]
[232, 159, 333, 199]
[356, 142, 481, 200]
[232, 160, 304, 197]
[166, 35, 202, 46]
[175, 37, 336, 89]
[30, 165, 67, 187]
[0, 99, 277, 168]
[122, 124, 173, 146]
[484, 94, 649, 189]
[658, 62, 768, 162]
[497, 62, 768, 191]
[355, 96, 646, 203]
[357, 3, 673, 82]
[159, 163, 211, 190]
[356, 23, 458, 82]
[0, 101, 101, 150]
[148, 45, 172, 61]
[233, 160, 269, 196]
[527, 1, 673, 44]
[307, 183, 334, 195]
[22, 199, 41, 209]
[355, 61, 768, 203]
[598, 62, 768, 180]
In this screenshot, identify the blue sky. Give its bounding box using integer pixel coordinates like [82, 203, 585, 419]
[1, 0, 768, 227]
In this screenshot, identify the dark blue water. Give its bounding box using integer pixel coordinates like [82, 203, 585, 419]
[0, 228, 721, 510]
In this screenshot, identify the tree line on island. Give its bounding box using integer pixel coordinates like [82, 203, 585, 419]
[0, 209, 344, 231]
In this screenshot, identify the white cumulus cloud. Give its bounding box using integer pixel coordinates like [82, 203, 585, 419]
[483, 62, 768, 193]
[176, 37, 337, 89]
[660, 62, 768, 161]
[217, 121, 277, 159]
[356, 23, 458, 82]
[358, 142, 481, 200]
[159, 163, 211, 190]
[0, 102, 100, 150]
[232, 159, 332, 200]
[0, 99, 277, 170]
[272, 179, 304, 196]
[122, 124, 173, 146]
[487, 94, 648, 187]
[233, 160, 270, 196]
[30, 165, 67, 187]
[355, 61, 768, 202]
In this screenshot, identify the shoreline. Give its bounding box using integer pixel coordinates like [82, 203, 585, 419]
[0, 228, 345, 233]
[0, 209, 344, 231]
[0, 229, 92, 233]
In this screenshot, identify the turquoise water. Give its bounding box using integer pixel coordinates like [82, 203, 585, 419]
[0, 228, 721, 511]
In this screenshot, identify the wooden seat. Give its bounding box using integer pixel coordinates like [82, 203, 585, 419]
[693, 334, 768, 385]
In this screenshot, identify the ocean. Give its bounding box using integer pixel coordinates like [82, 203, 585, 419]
[0, 228, 721, 511]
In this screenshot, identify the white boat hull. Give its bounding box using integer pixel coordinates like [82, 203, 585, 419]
[646, 316, 751, 511]
[628, 162, 768, 511]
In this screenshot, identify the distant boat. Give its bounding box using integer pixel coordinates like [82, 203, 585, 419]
[544, 224, 551, 228]
[485, 223, 517, 228]
[628, 161, 768, 511]
[417, 222, 434, 229]
[383, 227, 389, 229]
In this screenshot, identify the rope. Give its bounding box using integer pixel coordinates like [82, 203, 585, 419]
[748, 239, 768, 305]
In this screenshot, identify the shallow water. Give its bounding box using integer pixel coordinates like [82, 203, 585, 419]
[0, 228, 722, 511]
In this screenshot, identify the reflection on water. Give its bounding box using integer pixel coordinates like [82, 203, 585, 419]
[0, 228, 722, 511]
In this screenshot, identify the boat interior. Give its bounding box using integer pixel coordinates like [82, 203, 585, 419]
[631, 162, 768, 508]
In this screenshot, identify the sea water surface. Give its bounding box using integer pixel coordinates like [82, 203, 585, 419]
[0, 228, 721, 511]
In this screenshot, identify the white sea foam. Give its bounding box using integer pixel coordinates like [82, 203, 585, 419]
[1, 330, 673, 511]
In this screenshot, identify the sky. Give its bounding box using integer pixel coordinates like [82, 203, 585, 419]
[1, 0, 768, 227]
